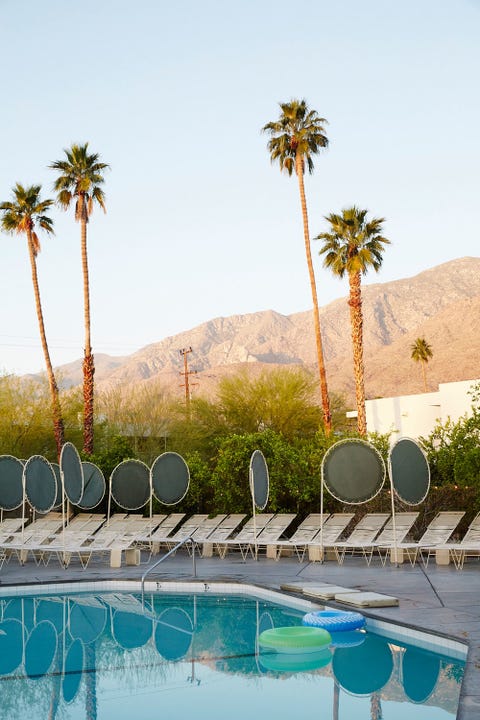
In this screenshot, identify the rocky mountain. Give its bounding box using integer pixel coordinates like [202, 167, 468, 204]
[50, 257, 480, 401]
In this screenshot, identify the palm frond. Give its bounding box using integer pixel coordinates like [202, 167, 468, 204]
[0, 182, 54, 244]
[316, 206, 390, 277]
[263, 98, 328, 177]
[50, 142, 109, 218]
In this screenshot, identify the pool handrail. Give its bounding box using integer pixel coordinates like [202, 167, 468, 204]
[141, 535, 195, 603]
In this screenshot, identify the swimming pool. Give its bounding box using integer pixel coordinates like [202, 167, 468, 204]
[0, 583, 465, 719]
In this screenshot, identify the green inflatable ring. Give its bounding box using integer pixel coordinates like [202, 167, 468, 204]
[259, 626, 331, 654]
[259, 647, 333, 673]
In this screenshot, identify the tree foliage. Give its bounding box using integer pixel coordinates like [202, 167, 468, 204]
[420, 383, 480, 491]
[411, 337, 433, 392]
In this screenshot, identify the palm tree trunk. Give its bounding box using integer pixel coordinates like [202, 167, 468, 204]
[370, 691, 383, 719]
[295, 154, 332, 433]
[80, 207, 95, 454]
[27, 230, 65, 457]
[349, 270, 367, 436]
[85, 643, 98, 719]
[421, 361, 427, 393]
[333, 679, 340, 720]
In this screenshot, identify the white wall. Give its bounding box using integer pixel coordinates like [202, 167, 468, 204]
[364, 378, 479, 441]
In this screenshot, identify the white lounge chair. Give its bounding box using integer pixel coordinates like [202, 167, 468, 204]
[420, 511, 478, 568]
[186, 514, 228, 555]
[367, 511, 419, 564]
[329, 513, 390, 564]
[215, 514, 275, 559]
[307, 513, 356, 562]
[250, 513, 297, 559]
[198, 514, 247, 557]
[269, 514, 330, 562]
[134, 513, 186, 555]
[163, 514, 210, 551]
[0, 516, 66, 565]
[391, 511, 465, 566]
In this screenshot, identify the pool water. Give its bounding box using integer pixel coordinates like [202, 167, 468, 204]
[0, 590, 465, 720]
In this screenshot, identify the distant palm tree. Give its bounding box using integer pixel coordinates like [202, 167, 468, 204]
[316, 206, 390, 436]
[411, 337, 433, 392]
[262, 99, 332, 433]
[0, 183, 65, 455]
[50, 143, 109, 454]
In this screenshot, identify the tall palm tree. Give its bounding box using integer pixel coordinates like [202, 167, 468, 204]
[262, 99, 332, 434]
[0, 183, 65, 456]
[411, 337, 433, 392]
[50, 143, 109, 454]
[316, 206, 390, 436]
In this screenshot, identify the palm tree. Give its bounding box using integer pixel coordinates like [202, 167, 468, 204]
[316, 206, 390, 436]
[262, 99, 332, 433]
[0, 183, 65, 455]
[50, 143, 109, 454]
[411, 337, 433, 392]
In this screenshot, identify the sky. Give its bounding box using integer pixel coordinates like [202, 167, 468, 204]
[0, 0, 479, 375]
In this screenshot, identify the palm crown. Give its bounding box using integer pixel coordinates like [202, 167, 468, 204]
[0, 183, 54, 255]
[316, 206, 390, 277]
[50, 143, 109, 222]
[262, 99, 329, 176]
[411, 337, 433, 363]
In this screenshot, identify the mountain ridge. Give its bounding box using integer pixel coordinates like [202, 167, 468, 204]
[41, 256, 480, 401]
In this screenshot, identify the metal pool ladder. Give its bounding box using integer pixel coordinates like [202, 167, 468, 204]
[141, 535, 196, 603]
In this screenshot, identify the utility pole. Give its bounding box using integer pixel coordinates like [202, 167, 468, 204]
[179, 346, 198, 417]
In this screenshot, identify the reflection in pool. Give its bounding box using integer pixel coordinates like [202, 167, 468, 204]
[0, 590, 465, 719]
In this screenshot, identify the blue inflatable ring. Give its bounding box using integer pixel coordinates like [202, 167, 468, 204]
[302, 610, 365, 632]
[259, 626, 331, 654]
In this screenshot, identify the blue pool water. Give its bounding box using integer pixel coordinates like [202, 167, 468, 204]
[0, 589, 465, 719]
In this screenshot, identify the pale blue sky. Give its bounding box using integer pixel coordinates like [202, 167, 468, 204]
[1, 0, 479, 374]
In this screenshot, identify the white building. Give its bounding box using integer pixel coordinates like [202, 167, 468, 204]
[348, 378, 479, 442]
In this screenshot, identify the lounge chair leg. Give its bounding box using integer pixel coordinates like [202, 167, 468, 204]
[110, 549, 123, 568]
[435, 548, 451, 565]
[125, 549, 141, 566]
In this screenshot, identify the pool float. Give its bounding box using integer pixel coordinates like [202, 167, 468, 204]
[258, 626, 331, 654]
[259, 646, 332, 673]
[329, 630, 366, 649]
[302, 610, 365, 632]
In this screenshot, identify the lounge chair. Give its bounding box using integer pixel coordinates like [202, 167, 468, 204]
[328, 513, 390, 564]
[0, 517, 26, 540]
[269, 514, 330, 562]
[251, 513, 297, 559]
[38, 515, 108, 566]
[0, 518, 26, 568]
[369, 512, 419, 564]
[215, 514, 275, 559]
[58, 525, 144, 569]
[0, 516, 66, 565]
[307, 513, 356, 562]
[335, 512, 420, 566]
[163, 514, 210, 551]
[185, 514, 228, 555]
[198, 514, 247, 557]
[134, 513, 186, 555]
[387, 511, 465, 566]
[420, 511, 480, 568]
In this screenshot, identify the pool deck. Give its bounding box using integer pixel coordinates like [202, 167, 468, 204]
[1, 552, 479, 719]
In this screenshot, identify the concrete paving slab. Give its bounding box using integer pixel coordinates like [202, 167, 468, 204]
[334, 591, 399, 607]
